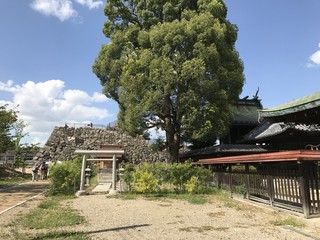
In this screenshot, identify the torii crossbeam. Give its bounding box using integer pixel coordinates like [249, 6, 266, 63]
[74, 149, 125, 195]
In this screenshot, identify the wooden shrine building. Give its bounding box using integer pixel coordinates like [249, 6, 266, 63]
[191, 91, 320, 218]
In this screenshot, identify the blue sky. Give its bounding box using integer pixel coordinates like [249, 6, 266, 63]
[1, 0, 320, 146]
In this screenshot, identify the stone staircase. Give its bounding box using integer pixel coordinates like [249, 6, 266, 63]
[91, 168, 125, 194]
[91, 169, 112, 193]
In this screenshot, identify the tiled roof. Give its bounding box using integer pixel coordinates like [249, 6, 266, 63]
[179, 144, 268, 158]
[240, 120, 320, 142]
[260, 91, 320, 118]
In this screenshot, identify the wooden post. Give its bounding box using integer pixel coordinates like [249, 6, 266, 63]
[245, 164, 250, 199]
[113, 154, 116, 191]
[267, 164, 274, 206]
[299, 162, 310, 218]
[229, 165, 233, 198]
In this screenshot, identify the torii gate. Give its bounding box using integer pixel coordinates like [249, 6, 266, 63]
[74, 149, 125, 196]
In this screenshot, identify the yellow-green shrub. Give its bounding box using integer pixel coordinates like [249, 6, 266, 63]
[133, 166, 158, 193]
[184, 176, 199, 194]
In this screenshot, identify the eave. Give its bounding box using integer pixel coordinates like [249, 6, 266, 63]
[193, 150, 320, 165]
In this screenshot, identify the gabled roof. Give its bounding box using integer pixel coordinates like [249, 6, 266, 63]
[239, 120, 320, 143]
[194, 150, 320, 165]
[232, 99, 262, 124]
[179, 144, 268, 159]
[260, 91, 320, 118]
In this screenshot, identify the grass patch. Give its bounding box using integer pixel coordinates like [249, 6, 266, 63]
[0, 168, 31, 187]
[13, 196, 85, 230]
[116, 191, 211, 204]
[114, 187, 242, 207]
[272, 216, 305, 228]
[164, 194, 209, 204]
[212, 190, 241, 209]
[4, 195, 89, 240]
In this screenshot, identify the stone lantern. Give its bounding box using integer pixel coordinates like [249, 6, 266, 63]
[85, 166, 92, 186]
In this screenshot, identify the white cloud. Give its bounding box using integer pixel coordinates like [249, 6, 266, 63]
[0, 80, 14, 91]
[75, 0, 103, 9]
[310, 50, 320, 65]
[30, 0, 77, 22]
[0, 79, 114, 145]
[30, 0, 103, 22]
[307, 43, 320, 67]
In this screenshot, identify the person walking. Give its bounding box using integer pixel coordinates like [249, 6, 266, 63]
[39, 162, 47, 180]
[31, 164, 39, 182]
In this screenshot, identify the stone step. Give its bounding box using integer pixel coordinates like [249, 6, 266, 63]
[91, 183, 112, 193]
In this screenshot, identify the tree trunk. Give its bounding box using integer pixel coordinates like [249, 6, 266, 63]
[165, 122, 180, 163]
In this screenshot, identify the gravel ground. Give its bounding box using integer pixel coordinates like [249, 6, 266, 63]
[67, 195, 320, 240]
[1, 193, 320, 240]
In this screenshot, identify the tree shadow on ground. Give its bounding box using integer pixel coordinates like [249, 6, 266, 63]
[31, 224, 151, 240]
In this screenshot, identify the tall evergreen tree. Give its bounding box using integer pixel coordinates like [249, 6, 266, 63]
[93, 0, 244, 162]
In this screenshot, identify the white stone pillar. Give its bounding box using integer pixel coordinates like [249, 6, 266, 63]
[112, 154, 116, 191]
[76, 154, 87, 196]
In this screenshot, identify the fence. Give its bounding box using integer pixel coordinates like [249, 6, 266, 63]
[213, 161, 320, 218]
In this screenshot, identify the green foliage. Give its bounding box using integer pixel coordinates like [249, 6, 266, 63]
[0, 168, 30, 185]
[184, 176, 199, 194]
[168, 162, 195, 191]
[93, 0, 244, 162]
[48, 157, 82, 195]
[123, 162, 212, 194]
[123, 163, 135, 191]
[168, 162, 212, 192]
[11, 196, 87, 240]
[15, 197, 85, 229]
[150, 137, 166, 153]
[234, 184, 246, 195]
[0, 104, 18, 153]
[132, 163, 159, 193]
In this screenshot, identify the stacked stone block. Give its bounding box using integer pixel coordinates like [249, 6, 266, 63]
[33, 126, 167, 163]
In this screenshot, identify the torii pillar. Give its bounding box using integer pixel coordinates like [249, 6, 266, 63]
[74, 149, 125, 196]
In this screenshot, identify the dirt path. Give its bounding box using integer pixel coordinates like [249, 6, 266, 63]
[0, 180, 49, 214]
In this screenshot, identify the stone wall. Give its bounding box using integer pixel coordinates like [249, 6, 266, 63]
[34, 126, 168, 163]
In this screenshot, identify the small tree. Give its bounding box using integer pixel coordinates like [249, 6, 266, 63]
[0, 105, 17, 153]
[48, 157, 82, 195]
[168, 162, 195, 191]
[132, 163, 159, 193]
[12, 119, 31, 172]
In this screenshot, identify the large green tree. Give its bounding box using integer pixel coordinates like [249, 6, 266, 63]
[0, 105, 17, 153]
[93, 0, 244, 162]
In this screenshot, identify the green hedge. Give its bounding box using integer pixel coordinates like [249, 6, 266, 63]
[48, 157, 82, 195]
[123, 161, 213, 194]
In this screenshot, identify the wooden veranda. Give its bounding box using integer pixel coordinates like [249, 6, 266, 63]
[194, 150, 320, 218]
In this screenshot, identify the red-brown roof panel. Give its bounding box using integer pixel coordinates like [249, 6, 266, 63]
[193, 150, 320, 165]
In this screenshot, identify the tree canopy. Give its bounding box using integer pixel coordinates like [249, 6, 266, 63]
[93, 0, 244, 162]
[0, 105, 18, 153]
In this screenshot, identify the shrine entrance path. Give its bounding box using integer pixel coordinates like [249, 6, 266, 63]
[0, 180, 49, 214]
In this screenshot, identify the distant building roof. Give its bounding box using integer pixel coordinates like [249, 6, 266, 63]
[239, 120, 320, 143]
[260, 91, 320, 119]
[180, 144, 268, 160]
[232, 98, 262, 124]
